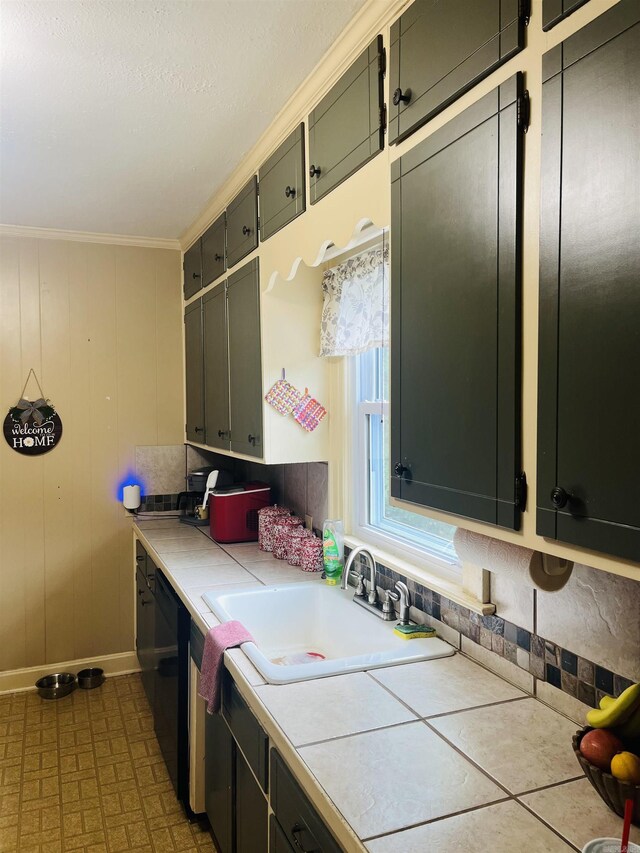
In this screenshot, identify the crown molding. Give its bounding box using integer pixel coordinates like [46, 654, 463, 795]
[179, 0, 410, 251]
[0, 223, 181, 250]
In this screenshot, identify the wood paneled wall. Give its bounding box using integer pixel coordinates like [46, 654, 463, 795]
[0, 236, 182, 672]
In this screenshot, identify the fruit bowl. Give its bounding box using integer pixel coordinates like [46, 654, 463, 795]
[573, 728, 640, 826]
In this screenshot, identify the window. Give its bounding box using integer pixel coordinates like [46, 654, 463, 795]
[353, 346, 460, 578]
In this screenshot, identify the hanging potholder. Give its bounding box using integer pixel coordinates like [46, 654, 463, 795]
[265, 371, 302, 416]
[292, 390, 327, 433]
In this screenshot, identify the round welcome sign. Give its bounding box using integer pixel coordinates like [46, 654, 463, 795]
[3, 398, 63, 456]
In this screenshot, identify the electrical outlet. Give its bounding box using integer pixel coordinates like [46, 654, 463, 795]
[305, 514, 313, 531]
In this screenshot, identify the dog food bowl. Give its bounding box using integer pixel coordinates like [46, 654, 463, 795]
[35, 672, 77, 700]
[76, 668, 105, 689]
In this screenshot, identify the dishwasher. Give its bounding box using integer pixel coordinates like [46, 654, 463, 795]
[153, 569, 190, 806]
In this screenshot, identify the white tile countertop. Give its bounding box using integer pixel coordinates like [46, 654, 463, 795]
[133, 519, 639, 853]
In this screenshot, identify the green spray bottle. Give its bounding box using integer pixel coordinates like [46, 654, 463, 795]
[322, 520, 344, 585]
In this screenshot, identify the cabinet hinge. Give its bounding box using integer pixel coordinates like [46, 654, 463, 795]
[519, 0, 531, 25]
[257, 215, 260, 231]
[515, 472, 528, 512]
[378, 47, 386, 77]
[379, 104, 387, 133]
[517, 90, 530, 133]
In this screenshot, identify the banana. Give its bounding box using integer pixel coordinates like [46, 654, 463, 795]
[586, 683, 640, 728]
[597, 692, 640, 740]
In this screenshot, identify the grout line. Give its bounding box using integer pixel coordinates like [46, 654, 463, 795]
[515, 774, 585, 798]
[516, 797, 581, 852]
[297, 718, 418, 751]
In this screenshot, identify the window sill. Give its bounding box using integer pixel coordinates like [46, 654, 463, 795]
[344, 533, 496, 617]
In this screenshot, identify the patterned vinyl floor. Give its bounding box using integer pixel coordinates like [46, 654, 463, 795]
[0, 674, 215, 852]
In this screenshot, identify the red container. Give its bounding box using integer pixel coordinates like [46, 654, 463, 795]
[209, 483, 271, 543]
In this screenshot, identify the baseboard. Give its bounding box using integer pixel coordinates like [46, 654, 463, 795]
[0, 651, 140, 694]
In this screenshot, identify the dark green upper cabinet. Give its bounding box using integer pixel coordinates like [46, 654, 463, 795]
[391, 74, 527, 530]
[227, 259, 262, 457]
[542, 0, 590, 31]
[202, 213, 226, 287]
[226, 177, 258, 269]
[537, 0, 640, 561]
[183, 240, 202, 300]
[308, 35, 384, 205]
[203, 283, 230, 451]
[184, 298, 205, 443]
[258, 124, 306, 242]
[388, 0, 528, 145]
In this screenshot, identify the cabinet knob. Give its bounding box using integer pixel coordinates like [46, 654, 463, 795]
[285, 185, 296, 198]
[392, 87, 412, 106]
[214, 253, 223, 262]
[194, 426, 204, 434]
[248, 434, 257, 445]
[217, 429, 226, 438]
[192, 272, 201, 279]
[291, 824, 311, 852]
[136, 555, 145, 563]
[309, 165, 321, 178]
[242, 225, 251, 236]
[550, 486, 569, 508]
[394, 462, 408, 477]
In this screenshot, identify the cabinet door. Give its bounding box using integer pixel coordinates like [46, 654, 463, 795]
[235, 748, 268, 853]
[202, 213, 226, 287]
[258, 124, 305, 241]
[537, 1, 640, 561]
[205, 712, 234, 853]
[203, 283, 230, 450]
[183, 240, 203, 300]
[308, 36, 384, 205]
[542, 0, 589, 31]
[227, 259, 263, 458]
[226, 177, 258, 269]
[184, 299, 205, 443]
[389, 0, 527, 144]
[391, 74, 527, 530]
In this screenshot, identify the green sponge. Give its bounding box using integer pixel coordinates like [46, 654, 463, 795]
[393, 623, 437, 640]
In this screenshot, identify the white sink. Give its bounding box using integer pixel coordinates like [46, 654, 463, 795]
[203, 582, 454, 684]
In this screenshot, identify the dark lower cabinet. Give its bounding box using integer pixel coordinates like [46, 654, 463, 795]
[389, 0, 528, 144]
[205, 671, 268, 853]
[205, 711, 234, 853]
[390, 73, 527, 530]
[184, 298, 205, 443]
[537, 0, 640, 561]
[227, 259, 262, 457]
[308, 36, 385, 205]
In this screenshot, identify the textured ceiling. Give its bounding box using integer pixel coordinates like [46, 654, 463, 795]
[0, 0, 365, 238]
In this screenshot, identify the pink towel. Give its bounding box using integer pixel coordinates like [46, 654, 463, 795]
[198, 621, 254, 714]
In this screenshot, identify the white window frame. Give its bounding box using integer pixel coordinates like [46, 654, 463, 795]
[351, 351, 463, 586]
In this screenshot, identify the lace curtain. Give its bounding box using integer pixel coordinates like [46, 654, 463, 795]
[319, 244, 389, 357]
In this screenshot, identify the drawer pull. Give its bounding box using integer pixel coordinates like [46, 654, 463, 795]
[291, 823, 318, 853]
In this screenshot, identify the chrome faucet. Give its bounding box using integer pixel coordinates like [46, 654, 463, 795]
[342, 545, 405, 622]
[342, 545, 378, 604]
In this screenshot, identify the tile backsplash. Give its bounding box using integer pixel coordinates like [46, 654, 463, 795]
[348, 548, 640, 723]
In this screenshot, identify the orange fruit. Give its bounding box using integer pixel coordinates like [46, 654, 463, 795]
[610, 751, 640, 784]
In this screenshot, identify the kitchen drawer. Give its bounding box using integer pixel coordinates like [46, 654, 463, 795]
[270, 749, 342, 853]
[226, 176, 258, 269]
[135, 540, 147, 575]
[269, 815, 295, 853]
[190, 621, 205, 671]
[202, 213, 226, 286]
[222, 672, 268, 792]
